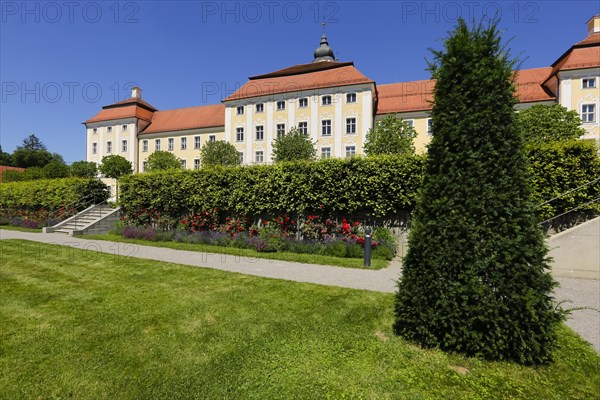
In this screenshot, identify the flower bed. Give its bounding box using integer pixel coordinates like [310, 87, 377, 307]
[0, 207, 78, 229]
[118, 211, 397, 261]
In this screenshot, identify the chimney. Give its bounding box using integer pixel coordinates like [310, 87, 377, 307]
[131, 86, 142, 99]
[587, 15, 600, 35]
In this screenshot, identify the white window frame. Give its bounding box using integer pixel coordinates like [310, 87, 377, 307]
[255, 150, 264, 163]
[155, 139, 161, 151]
[107, 126, 112, 133]
[238, 152, 244, 164]
[142, 161, 148, 172]
[142, 140, 148, 152]
[403, 119, 414, 128]
[322, 95, 332, 106]
[194, 158, 201, 170]
[180, 159, 187, 169]
[277, 100, 286, 111]
[582, 77, 597, 89]
[92, 142, 97, 154]
[346, 117, 357, 134]
[194, 136, 201, 149]
[581, 104, 596, 123]
[321, 119, 332, 136]
[256, 125, 264, 141]
[255, 103, 264, 113]
[345, 145, 356, 158]
[298, 121, 308, 135]
[181, 137, 187, 150]
[122, 124, 128, 132]
[209, 135, 216, 142]
[299, 98, 308, 108]
[346, 93, 357, 103]
[236, 127, 244, 142]
[276, 123, 286, 137]
[236, 106, 244, 115]
[321, 147, 331, 159]
[106, 141, 113, 154]
[168, 138, 174, 151]
[427, 118, 433, 136]
[121, 140, 128, 152]
[92, 128, 97, 134]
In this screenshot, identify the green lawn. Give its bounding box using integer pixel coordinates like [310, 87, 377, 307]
[83, 233, 390, 269]
[1, 239, 598, 400]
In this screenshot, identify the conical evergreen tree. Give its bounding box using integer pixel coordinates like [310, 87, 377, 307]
[393, 19, 563, 365]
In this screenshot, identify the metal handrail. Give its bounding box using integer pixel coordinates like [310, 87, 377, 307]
[540, 196, 600, 226]
[538, 177, 600, 207]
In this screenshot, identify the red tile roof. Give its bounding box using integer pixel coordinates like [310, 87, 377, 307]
[0, 166, 25, 182]
[84, 97, 158, 124]
[376, 67, 555, 115]
[376, 79, 435, 115]
[514, 67, 555, 103]
[140, 104, 225, 134]
[84, 104, 155, 124]
[224, 62, 374, 101]
[543, 32, 600, 84]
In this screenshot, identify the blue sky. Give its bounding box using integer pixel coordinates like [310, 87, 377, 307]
[1, 0, 598, 163]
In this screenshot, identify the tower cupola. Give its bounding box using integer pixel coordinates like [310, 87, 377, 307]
[313, 34, 336, 63]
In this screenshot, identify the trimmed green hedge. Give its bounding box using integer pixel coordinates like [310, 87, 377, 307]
[0, 178, 109, 211]
[120, 155, 426, 221]
[118, 143, 599, 226]
[529, 140, 600, 223]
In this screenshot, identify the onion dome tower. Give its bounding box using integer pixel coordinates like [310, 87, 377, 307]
[313, 34, 336, 63]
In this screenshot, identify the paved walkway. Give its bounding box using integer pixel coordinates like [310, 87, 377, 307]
[1, 229, 598, 352]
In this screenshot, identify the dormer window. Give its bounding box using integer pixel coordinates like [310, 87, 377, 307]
[236, 106, 244, 115]
[322, 95, 332, 106]
[277, 100, 286, 111]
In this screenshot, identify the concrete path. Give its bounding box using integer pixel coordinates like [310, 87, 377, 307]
[549, 217, 600, 280]
[1, 229, 598, 352]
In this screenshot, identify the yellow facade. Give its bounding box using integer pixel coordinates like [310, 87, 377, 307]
[137, 127, 225, 171]
[224, 84, 374, 163]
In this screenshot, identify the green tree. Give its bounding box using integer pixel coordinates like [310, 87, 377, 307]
[0, 146, 13, 166]
[98, 155, 133, 200]
[516, 104, 586, 146]
[271, 127, 316, 162]
[364, 114, 417, 156]
[70, 161, 98, 178]
[2, 170, 24, 182]
[11, 148, 54, 168]
[20, 134, 46, 150]
[146, 150, 183, 172]
[42, 160, 71, 179]
[200, 140, 241, 166]
[393, 19, 562, 365]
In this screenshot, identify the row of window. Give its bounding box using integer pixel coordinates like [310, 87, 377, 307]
[234, 146, 356, 164]
[91, 140, 128, 155]
[235, 93, 358, 115]
[235, 118, 358, 142]
[142, 158, 200, 172]
[139, 146, 358, 170]
[142, 135, 217, 152]
[92, 134, 221, 155]
[91, 125, 129, 135]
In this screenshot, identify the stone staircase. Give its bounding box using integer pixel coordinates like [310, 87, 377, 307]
[43, 204, 120, 236]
